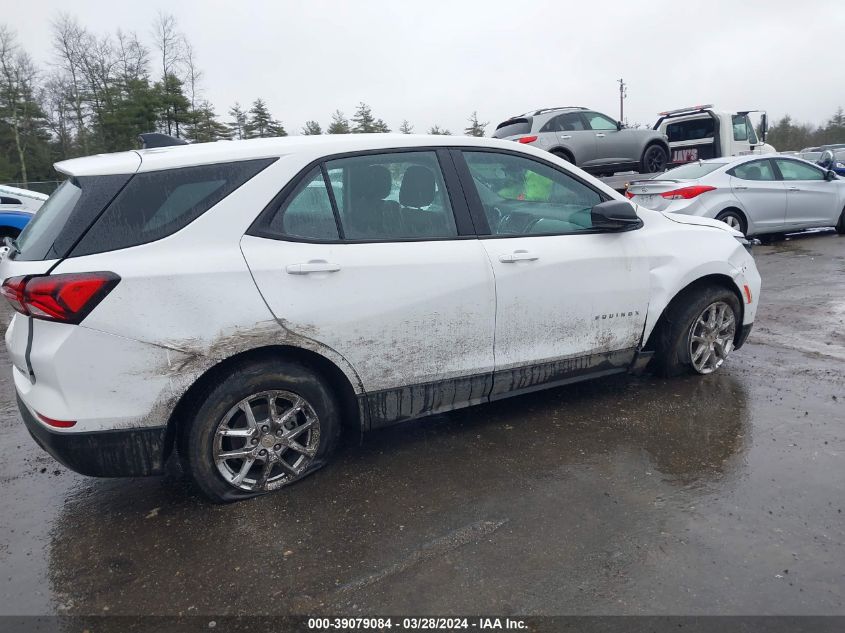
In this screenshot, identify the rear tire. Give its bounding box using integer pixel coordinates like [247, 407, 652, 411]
[177, 358, 341, 503]
[715, 209, 747, 235]
[653, 286, 741, 378]
[552, 149, 574, 164]
[640, 144, 668, 173]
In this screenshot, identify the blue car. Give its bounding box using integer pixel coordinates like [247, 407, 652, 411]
[817, 148, 845, 177]
[0, 185, 47, 239]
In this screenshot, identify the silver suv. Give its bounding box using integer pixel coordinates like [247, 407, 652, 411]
[493, 107, 670, 176]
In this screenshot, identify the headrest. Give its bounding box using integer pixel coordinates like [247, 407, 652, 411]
[349, 165, 392, 200]
[399, 166, 435, 208]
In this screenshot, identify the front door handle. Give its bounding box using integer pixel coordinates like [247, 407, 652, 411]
[735, 185, 748, 190]
[286, 260, 341, 275]
[787, 186, 800, 192]
[499, 250, 539, 263]
[595, 133, 606, 138]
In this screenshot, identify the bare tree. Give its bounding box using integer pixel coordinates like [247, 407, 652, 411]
[51, 13, 89, 152]
[152, 12, 183, 85]
[0, 25, 39, 185]
[115, 29, 149, 84]
[182, 39, 202, 110]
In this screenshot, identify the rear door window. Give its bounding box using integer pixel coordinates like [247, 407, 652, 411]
[71, 158, 274, 256]
[540, 113, 586, 132]
[729, 160, 776, 181]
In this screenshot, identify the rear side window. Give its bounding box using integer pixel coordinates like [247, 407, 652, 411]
[492, 118, 533, 139]
[729, 160, 775, 181]
[71, 159, 274, 257]
[14, 175, 132, 261]
[665, 118, 716, 142]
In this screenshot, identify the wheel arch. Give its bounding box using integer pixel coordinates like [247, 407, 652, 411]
[714, 206, 749, 234]
[643, 273, 745, 352]
[165, 344, 364, 460]
[0, 225, 21, 238]
[549, 147, 575, 164]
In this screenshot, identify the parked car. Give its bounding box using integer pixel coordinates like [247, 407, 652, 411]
[0, 185, 47, 240]
[626, 155, 845, 236]
[1, 134, 760, 502]
[798, 148, 822, 163]
[817, 149, 845, 177]
[492, 106, 670, 176]
[653, 105, 776, 165]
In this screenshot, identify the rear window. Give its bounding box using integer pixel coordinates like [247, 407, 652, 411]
[492, 118, 532, 139]
[660, 162, 724, 180]
[13, 175, 132, 261]
[70, 159, 274, 257]
[665, 118, 716, 143]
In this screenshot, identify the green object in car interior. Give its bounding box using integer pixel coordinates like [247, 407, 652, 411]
[498, 169, 553, 202]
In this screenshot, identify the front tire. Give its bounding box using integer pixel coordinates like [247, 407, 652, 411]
[178, 358, 341, 503]
[654, 286, 741, 377]
[836, 206, 845, 235]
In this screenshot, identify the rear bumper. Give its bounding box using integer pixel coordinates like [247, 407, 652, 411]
[19, 395, 168, 477]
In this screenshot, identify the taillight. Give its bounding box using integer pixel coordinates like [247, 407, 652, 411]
[660, 185, 716, 200]
[517, 135, 538, 144]
[0, 276, 27, 314]
[625, 190, 635, 199]
[0, 272, 120, 324]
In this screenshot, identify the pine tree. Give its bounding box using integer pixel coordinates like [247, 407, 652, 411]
[301, 120, 322, 135]
[373, 118, 390, 133]
[327, 109, 350, 134]
[185, 101, 231, 143]
[244, 98, 286, 138]
[429, 125, 451, 135]
[464, 111, 488, 137]
[157, 73, 191, 138]
[399, 119, 413, 134]
[352, 102, 377, 133]
[228, 102, 248, 140]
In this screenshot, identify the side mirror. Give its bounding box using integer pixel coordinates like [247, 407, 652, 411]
[825, 169, 837, 181]
[591, 200, 642, 231]
[616, 121, 623, 131]
[760, 113, 768, 143]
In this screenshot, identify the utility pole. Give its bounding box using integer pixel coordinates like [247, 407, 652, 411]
[618, 78, 627, 124]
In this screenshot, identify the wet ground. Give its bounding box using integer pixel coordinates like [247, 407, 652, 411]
[0, 232, 843, 618]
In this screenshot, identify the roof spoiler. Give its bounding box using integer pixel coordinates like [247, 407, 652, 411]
[138, 133, 188, 149]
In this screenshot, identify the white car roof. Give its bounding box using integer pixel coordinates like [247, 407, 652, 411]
[0, 184, 48, 202]
[54, 134, 522, 177]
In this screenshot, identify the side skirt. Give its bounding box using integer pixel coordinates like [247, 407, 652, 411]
[362, 348, 636, 430]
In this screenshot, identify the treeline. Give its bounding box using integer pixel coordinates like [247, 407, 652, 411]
[765, 109, 845, 151]
[0, 13, 489, 187]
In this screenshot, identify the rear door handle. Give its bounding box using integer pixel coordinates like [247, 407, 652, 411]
[559, 134, 572, 140]
[735, 185, 748, 190]
[595, 133, 606, 138]
[286, 260, 341, 275]
[787, 186, 800, 192]
[499, 250, 539, 263]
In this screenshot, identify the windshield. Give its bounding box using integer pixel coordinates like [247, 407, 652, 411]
[659, 162, 725, 180]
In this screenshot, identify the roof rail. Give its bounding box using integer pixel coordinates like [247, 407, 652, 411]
[138, 133, 189, 149]
[532, 106, 586, 116]
[657, 104, 714, 117]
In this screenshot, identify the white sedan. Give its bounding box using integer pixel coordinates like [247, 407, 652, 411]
[626, 155, 845, 236]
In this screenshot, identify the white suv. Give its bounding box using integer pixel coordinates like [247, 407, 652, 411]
[0, 134, 760, 503]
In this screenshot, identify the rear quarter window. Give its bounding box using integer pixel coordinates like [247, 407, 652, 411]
[70, 158, 275, 257]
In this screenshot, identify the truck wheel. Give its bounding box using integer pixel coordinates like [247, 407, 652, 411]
[715, 209, 747, 235]
[654, 285, 741, 377]
[640, 144, 668, 173]
[178, 358, 341, 503]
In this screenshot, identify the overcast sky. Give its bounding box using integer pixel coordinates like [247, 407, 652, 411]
[10, 0, 845, 135]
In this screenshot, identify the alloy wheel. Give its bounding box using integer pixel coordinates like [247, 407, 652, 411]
[213, 390, 321, 492]
[688, 301, 736, 374]
[645, 147, 667, 172]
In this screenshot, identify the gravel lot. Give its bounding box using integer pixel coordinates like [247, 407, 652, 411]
[0, 231, 843, 618]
